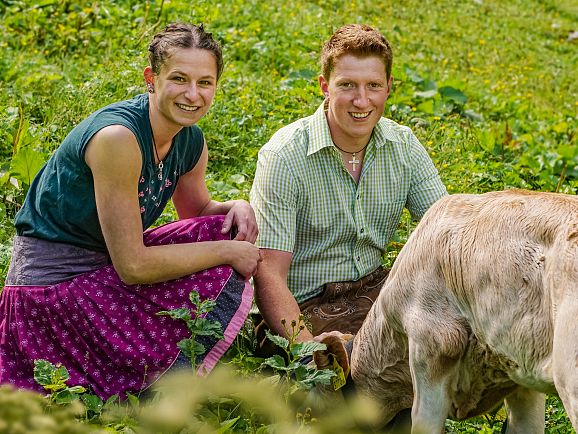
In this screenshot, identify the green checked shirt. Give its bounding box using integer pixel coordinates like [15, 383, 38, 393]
[250, 102, 447, 304]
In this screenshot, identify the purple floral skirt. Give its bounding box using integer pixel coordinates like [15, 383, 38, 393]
[0, 215, 253, 399]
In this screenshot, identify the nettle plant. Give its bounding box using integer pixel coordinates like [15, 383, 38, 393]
[262, 316, 337, 398]
[157, 289, 224, 372]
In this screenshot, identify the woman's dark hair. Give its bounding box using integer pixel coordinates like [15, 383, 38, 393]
[148, 23, 224, 80]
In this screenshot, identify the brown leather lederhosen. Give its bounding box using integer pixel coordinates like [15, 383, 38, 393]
[253, 266, 389, 357]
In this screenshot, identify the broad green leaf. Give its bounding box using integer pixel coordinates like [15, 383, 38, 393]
[290, 341, 327, 358]
[557, 145, 577, 161]
[228, 173, 246, 184]
[10, 147, 46, 186]
[54, 389, 76, 405]
[552, 122, 568, 134]
[262, 354, 287, 370]
[298, 368, 336, 389]
[193, 320, 224, 339]
[81, 393, 104, 414]
[54, 365, 70, 382]
[33, 359, 57, 386]
[439, 86, 468, 105]
[265, 329, 289, 350]
[178, 338, 205, 356]
[417, 99, 435, 114]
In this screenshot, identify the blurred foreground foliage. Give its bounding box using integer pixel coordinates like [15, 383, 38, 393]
[0, 0, 576, 432]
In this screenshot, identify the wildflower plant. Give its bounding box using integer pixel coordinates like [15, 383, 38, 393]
[157, 289, 224, 372]
[262, 316, 336, 395]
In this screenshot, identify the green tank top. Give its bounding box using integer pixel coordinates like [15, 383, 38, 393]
[15, 93, 204, 253]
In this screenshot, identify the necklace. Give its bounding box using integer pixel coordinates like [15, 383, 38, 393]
[332, 142, 369, 172]
[150, 126, 164, 181]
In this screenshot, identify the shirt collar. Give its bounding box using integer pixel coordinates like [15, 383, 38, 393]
[371, 118, 389, 149]
[307, 102, 390, 156]
[307, 102, 336, 156]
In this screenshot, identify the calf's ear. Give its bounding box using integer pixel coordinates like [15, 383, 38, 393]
[313, 332, 353, 375]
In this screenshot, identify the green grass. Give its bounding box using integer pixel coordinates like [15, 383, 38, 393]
[0, 0, 576, 432]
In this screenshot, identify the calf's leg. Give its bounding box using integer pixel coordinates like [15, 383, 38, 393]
[552, 292, 578, 430]
[503, 387, 545, 434]
[408, 339, 451, 434]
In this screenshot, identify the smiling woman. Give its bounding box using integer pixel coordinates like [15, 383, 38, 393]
[0, 23, 262, 400]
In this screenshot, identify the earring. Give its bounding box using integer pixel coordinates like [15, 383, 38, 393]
[146, 83, 155, 94]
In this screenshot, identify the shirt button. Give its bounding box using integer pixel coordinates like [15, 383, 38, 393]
[357, 194, 360, 200]
[356, 256, 360, 261]
[360, 228, 364, 234]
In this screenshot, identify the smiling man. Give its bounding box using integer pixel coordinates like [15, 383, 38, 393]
[250, 24, 447, 349]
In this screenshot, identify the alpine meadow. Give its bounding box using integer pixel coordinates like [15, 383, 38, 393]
[0, 0, 576, 432]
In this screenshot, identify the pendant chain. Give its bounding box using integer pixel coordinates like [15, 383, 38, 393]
[332, 142, 369, 172]
[150, 125, 164, 181]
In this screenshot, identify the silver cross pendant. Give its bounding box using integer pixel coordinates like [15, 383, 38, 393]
[349, 153, 360, 171]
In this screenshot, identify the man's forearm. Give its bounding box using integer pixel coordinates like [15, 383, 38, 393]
[254, 278, 314, 342]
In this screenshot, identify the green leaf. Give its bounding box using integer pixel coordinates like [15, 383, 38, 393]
[81, 393, 104, 414]
[126, 393, 140, 408]
[103, 394, 119, 408]
[156, 307, 191, 321]
[193, 320, 224, 339]
[439, 86, 468, 105]
[215, 417, 240, 433]
[54, 365, 70, 382]
[178, 338, 205, 357]
[188, 290, 201, 306]
[464, 109, 484, 122]
[265, 330, 289, 350]
[414, 89, 437, 99]
[297, 368, 336, 390]
[66, 385, 87, 394]
[417, 99, 435, 114]
[33, 359, 57, 386]
[290, 341, 327, 358]
[228, 173, 246, 184]
[557, 145, 577, 161]
[262, 355, 287, 370]
[54, 389, 77, 405]
[552, 121, 568, 134]
[10, 147, 46, 186]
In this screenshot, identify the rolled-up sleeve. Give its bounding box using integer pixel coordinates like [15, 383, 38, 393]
[406, 133, 448, 220]
[250, 149, 298, 252]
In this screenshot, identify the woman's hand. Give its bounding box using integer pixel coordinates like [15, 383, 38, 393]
[226, 241, 263, 280]
[221, 200, 259, 243]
